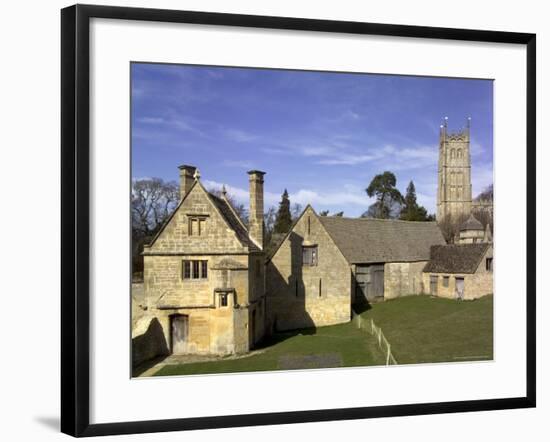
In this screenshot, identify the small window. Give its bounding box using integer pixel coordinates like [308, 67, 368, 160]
[188, 216, 206, 236]
[302, 246, 318, 266]
[443, 276, 449, 287]
[190, 218, 198, 235]
[220, 293, 228, 307]
[183, 260, 208, 279]
[486, 257, 493, 271]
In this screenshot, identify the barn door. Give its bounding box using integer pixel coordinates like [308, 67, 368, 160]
[171, 314, 189, 354]
[355, 266, 370, 303]
[356, 265, 384, 302]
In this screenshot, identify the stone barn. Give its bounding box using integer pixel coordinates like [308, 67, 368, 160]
[138, 166, 267, 359]
[266, 206, 446, 332]
[423, 243, 493, 300]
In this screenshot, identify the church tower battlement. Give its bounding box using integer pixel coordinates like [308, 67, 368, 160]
[436, 117, 473, 221]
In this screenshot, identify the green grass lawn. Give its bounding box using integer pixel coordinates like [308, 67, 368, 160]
[360, 295, 493, 364]
[152, 294, 493, 377]
[154, 321, 386, 376]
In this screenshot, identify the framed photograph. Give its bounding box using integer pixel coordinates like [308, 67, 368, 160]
[61, 4, 536, 437]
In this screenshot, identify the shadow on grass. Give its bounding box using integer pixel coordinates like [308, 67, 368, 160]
[352, 301, 372, 315]
[254, 326, 317, 350]
[132, 354, 167, 377]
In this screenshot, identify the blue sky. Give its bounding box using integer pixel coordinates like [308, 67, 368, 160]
[132, 63, 493, 217]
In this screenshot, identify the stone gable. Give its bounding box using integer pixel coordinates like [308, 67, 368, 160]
[267, 206, 351, 331]
[145, 182, 248, 255]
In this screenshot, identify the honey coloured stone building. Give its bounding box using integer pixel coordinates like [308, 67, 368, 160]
[423, 243, 493, 300]
[266, 206, 446, 332]
[423, 213, 493, 300]
[137, 166, 267, 363]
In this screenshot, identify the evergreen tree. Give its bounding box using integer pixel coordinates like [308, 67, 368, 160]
[362, 171, 404, 219]
[399, 180, 429, 221]
[273, 189, 293, 234]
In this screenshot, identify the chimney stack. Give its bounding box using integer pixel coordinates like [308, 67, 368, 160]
[178, 165, 197, 201]
[247, 170, 266, 250]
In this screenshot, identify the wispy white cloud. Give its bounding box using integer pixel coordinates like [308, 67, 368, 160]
[223, 128, 258, 143]
[222, 159, 255, 169]
[135, 115, 205, 137]
[317, 154, 377, 165]
[203, 179, 373, 211]
[137, 116, 165, 124]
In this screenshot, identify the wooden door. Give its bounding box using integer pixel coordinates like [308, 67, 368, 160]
[171, 314, 189, 354]
[455, 277, 465, 300]
[371, 266, 385, 299]
[355, 266, 370, 303]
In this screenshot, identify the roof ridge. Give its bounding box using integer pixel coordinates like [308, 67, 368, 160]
[320, 216, 437, 224]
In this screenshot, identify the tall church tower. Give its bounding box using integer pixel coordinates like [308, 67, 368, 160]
[436, 117, 473, 221]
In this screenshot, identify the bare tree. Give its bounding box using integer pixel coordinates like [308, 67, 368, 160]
[438, 213, 469, 244]
[472, 207, 493, 233]
[132, 178, 179, 277]
[132, 178, 179, 236]
[291, 203, 303, 221]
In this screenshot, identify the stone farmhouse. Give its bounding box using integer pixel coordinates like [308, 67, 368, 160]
[266, 206, 446, 332]
[139, 165, 267, 359]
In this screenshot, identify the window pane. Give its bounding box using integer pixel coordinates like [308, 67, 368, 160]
[302, 248, 310, 265]
[192, 260, 199, 278]
[201, 261, 208, 279]
[183, 261, 191, 279]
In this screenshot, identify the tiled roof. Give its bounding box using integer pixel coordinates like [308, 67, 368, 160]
[460, 213, 484, 232]
[319, 217, 446, 264]
[208, 193, 260, 252]
[423, 243, 490, 274]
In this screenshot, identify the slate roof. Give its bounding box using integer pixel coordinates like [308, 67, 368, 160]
[208, 193, 260, 252]
[460, 213, 484, 232]
[318, 217, 446, 264]
[423, 243, 490, 274]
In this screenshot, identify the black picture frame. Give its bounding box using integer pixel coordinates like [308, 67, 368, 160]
[61, 4, 536, 437]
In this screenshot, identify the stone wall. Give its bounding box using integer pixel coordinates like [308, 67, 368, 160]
[267, 206, 351, 331]
[384, 261, 427, 299]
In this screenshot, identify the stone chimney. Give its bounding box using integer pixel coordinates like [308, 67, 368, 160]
[247, 170, 266, 250]
[178, 165, 197, 201]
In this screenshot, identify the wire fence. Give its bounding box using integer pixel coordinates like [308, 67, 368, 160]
[355, 315, 398, 366]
